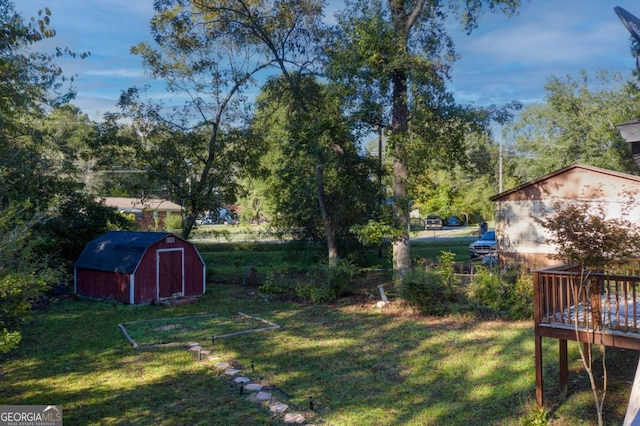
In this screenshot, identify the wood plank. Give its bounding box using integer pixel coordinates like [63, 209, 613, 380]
[538, 325, 640, 350]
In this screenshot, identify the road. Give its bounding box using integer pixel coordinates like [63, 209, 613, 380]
[412, 226, 480, 242]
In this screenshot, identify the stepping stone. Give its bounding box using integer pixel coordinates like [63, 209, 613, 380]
[186, 342, 200, 347]
[215, 362, 230, 369]
[207, 355, 220, 361]
[284, 413, 305, 424]
[224, 368, 240, 376]
[269, 402, 289, 413]
[234, 376, 251, 384]
[198, 350, 211, 360]
[245, 384, 262, 392]
[189, 345, 202, 352]
[256, 391, 272, 401]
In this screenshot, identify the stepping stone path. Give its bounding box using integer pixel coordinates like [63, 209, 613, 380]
[256, 391, 272, 401]
[270, 402, 289, 413]
[284, 413, 306, 424]
[245, 383, 263, 391]
[185, 342, 310, 424]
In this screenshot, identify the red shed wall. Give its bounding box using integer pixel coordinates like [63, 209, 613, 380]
[181, 241, 205, 296]
[75, 269, 131, 304]
[134, 252, 158, 304]
[133, 236, 205, 304]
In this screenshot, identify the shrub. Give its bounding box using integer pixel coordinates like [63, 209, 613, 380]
[434, 251, 461, 299]
[259, 271, 292, 294]
[400, 268, 448, 316]
[519, 404, 548, 426]
[295, 280, 335, 303]
[162, 214, 182, 232]
[466, 266, 504, 316]
[466, 264, 533, 320]
[294, 258, 359, 303]
[505, 267, 534, 320]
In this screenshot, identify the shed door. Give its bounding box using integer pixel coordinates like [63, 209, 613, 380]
[157, 249, 184, 298]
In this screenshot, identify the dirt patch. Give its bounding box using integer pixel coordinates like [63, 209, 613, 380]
[155, 324, 182, 331]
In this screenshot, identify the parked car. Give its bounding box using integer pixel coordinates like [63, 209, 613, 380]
[425, 214, 443, 230]
[469, 230, 497, 258]
[445, 216, 462, 226]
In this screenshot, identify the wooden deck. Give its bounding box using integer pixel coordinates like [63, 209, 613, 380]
[533, 262, 640, 406]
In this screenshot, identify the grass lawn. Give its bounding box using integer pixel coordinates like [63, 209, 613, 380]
[2, 273, 636, 425]
[198, 237, 478, 284]
[1, 238, 636, 425]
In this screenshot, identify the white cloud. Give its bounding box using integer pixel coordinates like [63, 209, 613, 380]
[85, 68, 146, 78]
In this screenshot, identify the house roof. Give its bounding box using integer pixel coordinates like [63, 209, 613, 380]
[74, 231, 172, 273]
[490, 163, 640, 202]
[100, 197, 183, 212]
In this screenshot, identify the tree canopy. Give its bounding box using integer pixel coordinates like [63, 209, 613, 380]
[508, 71, 640, 182]
[0, 1, 122, 353]
[329, 0, 523, 274]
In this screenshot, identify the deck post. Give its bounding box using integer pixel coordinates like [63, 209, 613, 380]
[559, 339, 568, 399]
[535, 333, 544, 407]
[533, 271, 544, 407]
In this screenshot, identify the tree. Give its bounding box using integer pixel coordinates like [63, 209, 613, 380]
[145, 0, 363, 263]
[509, 71, 640, 182]
[0, 206, 60, 353]
[0, 1, 90, 353]
[328, 0, 522, 276]
[251, 77, 379, 251]
[536, 194, 640, 426]
[120, 0, 282, 239]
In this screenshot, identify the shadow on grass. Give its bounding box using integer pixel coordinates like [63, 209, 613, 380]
[1, 282, 634, 425]
[215, 303, 538, 425]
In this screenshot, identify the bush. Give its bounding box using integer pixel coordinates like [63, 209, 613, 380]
[294, 258, 359, 303]
[435, 251, 461, 298]
[505, 267, 534, 320]
[466, 264, 533, 320]
[400, 268, 449, 316]
[162, 214, 182, 232]
[466, 266, 504, 316]
[295, 280, 336, 303]
[259, 271, 292, 294]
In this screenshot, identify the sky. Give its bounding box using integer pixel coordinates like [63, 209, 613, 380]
[15, 0, 640, 121]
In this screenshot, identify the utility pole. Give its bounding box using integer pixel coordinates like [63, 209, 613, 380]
[499, 124, 503, 194]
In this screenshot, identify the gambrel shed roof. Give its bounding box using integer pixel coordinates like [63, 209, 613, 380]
[74, 231, 172, 274]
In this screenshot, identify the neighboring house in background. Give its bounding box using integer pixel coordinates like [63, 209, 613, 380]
[101, 197, 183, 230]
[490, 163, 640, 268]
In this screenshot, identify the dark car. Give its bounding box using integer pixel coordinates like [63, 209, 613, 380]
[445, 216, 462, 226]
[468, 230, 497, 258]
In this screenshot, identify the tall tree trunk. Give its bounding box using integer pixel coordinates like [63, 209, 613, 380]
[390, 66, 411, 276]
[316, 165, 338, 266]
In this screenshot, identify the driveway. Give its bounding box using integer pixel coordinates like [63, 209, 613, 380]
[412, 227, 479, 242]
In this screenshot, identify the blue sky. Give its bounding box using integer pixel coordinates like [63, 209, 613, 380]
[16, 0, 640, 120]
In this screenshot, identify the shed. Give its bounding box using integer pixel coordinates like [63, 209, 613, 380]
[490, 163, 640, 268]
[74, 231, 206, 305]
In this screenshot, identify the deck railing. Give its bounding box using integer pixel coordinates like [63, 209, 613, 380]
[534, 261, 640, 333]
